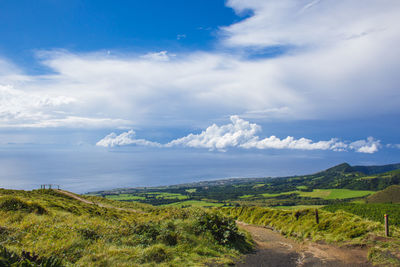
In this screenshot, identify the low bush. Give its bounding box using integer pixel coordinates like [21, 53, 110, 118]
[0, 245, 63, 267]
[0, 197, 47, 214]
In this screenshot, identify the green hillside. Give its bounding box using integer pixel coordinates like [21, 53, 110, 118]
[353, 163, 400, 175]
[0, 189, 251, 266]
[89, 163, 400, 208]
[367, 185, 400, 203]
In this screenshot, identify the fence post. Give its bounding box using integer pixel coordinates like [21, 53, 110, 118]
[315, 209, 319, 224]
[385, 214, 389, 237]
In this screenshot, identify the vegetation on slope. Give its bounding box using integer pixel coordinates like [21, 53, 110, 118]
[367, 185, 400, 203]
[322, 203, 400, 227]
[0, 189, 252, 266]
[88, 162, 400, 207]
[221, 206, 400, 266]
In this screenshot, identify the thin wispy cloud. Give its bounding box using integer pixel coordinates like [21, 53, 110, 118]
[97, 116, 381, 154]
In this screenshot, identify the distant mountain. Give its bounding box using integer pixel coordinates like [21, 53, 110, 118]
[367, 185, 400, 203]
[88, 162, 400, 196]
[352, 163, 400, 175]
[300, 163, 400, 191]
[322, 163, 354, 174]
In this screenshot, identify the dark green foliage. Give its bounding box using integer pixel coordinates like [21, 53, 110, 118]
[78, 228, 99, 240]
[140, 245, 170, 263]
[196, 212, 248, 250]
[0, 198, 47, 214]
[0, 246, 63, 267]
[132, 222, 162, 246]
[322, 203, 400, 227]
[353, 163, 400, 175]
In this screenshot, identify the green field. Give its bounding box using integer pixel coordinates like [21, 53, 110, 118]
[105, 194, 146, 201]
[105, 192, 189, 201]
[261, 192, 290, 197]
[163, 200, 225, 207]
[145, 192, 188, 199]
[239, 194, 254, 199]
[185, 188, 197, 193]
[273, 205, 325, 210]
[241, 189, 373, 201]
[252, 183, 265, 188]
[298, 189, 374, 199]
[296, 186, 308, 190]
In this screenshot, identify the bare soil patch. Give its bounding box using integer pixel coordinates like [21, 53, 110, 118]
[236, 221, 371, 267]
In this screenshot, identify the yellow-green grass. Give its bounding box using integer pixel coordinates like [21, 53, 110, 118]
[272, 205, 325, 210]
[145, 192, 189, 200]
[163, 200, 225, 208]
[185, 189, 197, 193]
[105, 194, 145, 201]
[296, 186, 308, 189]
[239, 194, 254, 199]
[220, 206, 400, 266]
[261, 192, 290, 197]
[258, 189, 373, 200]
[252, 183, 265, 188]
[0, 189, 250, 266]
[298, 189, 374, 199]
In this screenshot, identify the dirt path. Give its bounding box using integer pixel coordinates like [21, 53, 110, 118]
[55, 189, 144, 214]
[236, 221, 372, 267]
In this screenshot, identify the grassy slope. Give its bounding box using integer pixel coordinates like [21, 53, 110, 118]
[0, 189, 251, 266]
[220, 206, 400, 266]
[323, 203, 400, 227]
[367, 185, 400, 203]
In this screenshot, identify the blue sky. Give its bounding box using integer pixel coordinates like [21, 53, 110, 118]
[1, 0, 400, 192]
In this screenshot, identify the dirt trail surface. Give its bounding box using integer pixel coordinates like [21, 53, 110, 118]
[236, 221, 372, 267]
[55, 189, 144, 213]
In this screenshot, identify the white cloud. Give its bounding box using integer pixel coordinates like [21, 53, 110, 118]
[96, 130, 162, 148]
[223, 0, 400, 48]
[387, 144, 400, 149]
[141, 51, 174, 62]
[0, 0, 399, 131]
[349, 137, 381, 154]
[166, 115, 260, 151]
[0, 84, 129, 128]
[97, 116, 381, 153]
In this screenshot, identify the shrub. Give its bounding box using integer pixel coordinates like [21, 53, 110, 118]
[0, 197, 47, 214]
[140, 244, 170, 263]
[196, 212, 244, 246]
[0, 246, 63, 267]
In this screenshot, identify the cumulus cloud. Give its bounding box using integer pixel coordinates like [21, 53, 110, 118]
[166, 115, 261, 151]
[349, 137, 381, 154]
[97, 116, 381, 153]
[96, 130, 162, 148]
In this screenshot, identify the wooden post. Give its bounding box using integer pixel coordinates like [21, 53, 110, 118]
[385, 214, 389, 237]
[315, 209, 319, 224]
